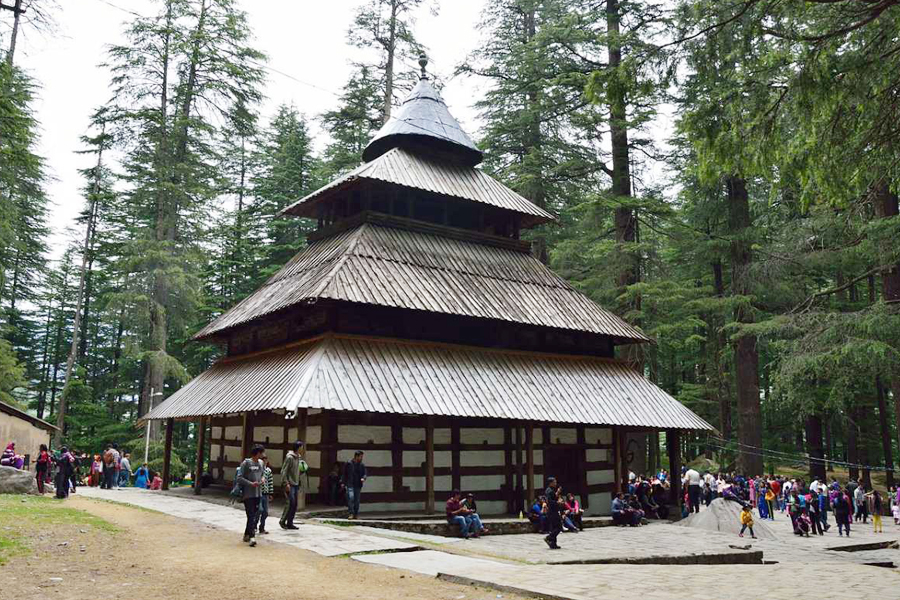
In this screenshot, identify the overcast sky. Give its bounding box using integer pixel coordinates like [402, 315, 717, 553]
[13, 0, 488, 259]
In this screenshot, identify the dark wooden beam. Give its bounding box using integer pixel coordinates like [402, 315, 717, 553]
[451, 422, 461, 491]
[162, 418, 174, 491]
[425, 416, 435, 514]
[240, 412, 252, 459]
[503, 421, 513, 514]
[526, 423, 534, 505]
[194, 416, 206, 495]
[577, 424, 589, 509]
[391, 423, 403, 492]
[667, 429, 682, 506]
[515, 422, 523, 514]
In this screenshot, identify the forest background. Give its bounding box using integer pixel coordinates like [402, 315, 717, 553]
[1, 0, 898, 487]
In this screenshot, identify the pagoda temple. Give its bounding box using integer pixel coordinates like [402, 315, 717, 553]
[145, 58, 713, 516]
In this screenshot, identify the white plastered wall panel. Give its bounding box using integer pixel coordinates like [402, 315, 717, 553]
[303, 450, 321, 469]
[404, 475, 452, 492]
[358, 476, 392, 493]
[339, 425, 391, 445]
[212, 426, 223, 438]
[461, 474, 505, 491]
[337, 449, 391, 466]
[549, 427, 577, 444]
[460, 427, 504, 444]
[224, 445, 242, 463]
[587, 469, 615, 486]
[224, 426, 242, 441]
[476, 500, 507, 515]
[460, 450, 505, 467]
[587, 492, 612, 516]
[253, 426, 283, 445]
[585, 427, 612, 445]
[403, 428, 425, 444]
[586, 449, 609, 463]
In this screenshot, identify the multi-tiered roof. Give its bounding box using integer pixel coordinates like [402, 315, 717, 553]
[146, 58, 712, 433]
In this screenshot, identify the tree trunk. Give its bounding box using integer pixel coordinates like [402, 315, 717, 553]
[847, 405, 860, 481]
[876, 377, 895, 490]
[381, 0, 398, 125]
[5, 0, 22, 67]
[823, 414, 834, 472]
[56, 141, 105, 447]
[873, 182, 900, 483]
[523, 2, 547, 264]
[806, 414, 826, 481]
[727, 175, 762, 475]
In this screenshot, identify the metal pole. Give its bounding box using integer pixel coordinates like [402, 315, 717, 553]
[144, 388, 154, 465]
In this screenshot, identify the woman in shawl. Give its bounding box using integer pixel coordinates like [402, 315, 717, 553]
[134, 463, 150, 489]
[35, 444, 51, 493]
[1, 442, 24, 469]
[55, 447, 75, 499]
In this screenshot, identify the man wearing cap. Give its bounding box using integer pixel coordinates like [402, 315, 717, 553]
[544, 477, 562, 549]
[279, 440, 303, 530]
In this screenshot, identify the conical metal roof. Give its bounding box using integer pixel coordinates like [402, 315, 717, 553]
[363, 75, 483, 166]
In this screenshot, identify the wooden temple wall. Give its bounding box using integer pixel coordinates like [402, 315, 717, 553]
[207, 410, 617, 515]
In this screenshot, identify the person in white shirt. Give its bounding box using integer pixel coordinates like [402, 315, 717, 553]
[683, 468, 702, 513]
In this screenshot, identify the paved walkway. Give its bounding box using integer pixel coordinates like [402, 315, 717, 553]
[78, 487, 417, 556]
[79, 487, 900, 600]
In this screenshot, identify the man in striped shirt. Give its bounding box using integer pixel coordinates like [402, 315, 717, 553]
[258, 453, 274, 535]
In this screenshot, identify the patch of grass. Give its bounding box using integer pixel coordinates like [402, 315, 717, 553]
[0, 494, 118, 564]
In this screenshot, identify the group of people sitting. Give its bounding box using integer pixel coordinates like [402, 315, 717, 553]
[446, 490, 490, 539]
[529, 491, 584, 533]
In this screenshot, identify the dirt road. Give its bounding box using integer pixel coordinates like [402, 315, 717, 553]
[0, 495, 523, 600]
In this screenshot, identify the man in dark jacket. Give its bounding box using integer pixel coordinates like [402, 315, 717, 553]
[543, 477, 561, 549]
[342, 451, 367, 519]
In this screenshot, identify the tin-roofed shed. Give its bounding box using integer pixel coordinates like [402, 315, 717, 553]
[144, 59, 710, 516]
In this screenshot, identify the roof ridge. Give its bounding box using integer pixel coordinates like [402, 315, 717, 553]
[309, 224, 368, 298]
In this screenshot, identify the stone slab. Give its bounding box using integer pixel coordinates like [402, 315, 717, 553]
[77, 487, 417, 556]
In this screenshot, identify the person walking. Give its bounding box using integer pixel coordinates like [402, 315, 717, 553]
[683, 467, 702, 513]
[543, 477, 562, 549]
[258, 453, 273, 535]
[279, 441, 303, 530]
[342, 451, 367, 520]
[119, 453, 132, 488]
[35, 444, 51, 494]
[871, 490, 884, 533]
[54, 447, 75, 499]
[237, 444, 265, 547]
[833, 487, 852, 537]
[739, 504, 756, 539]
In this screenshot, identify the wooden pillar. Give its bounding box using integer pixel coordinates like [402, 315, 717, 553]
[503, 422, 513, 514]
[319, 410, 337, 498]
[667, 429, 682, 506]
[526, 423, 534, 506]
[193, 416, 206, 495]
[391, 423, 403, 493]
[515, 422, 523, 514]
[297, 408, 308, 509]
[577, 425, 589, 510]
[451, 421, 461, 491]
[240, 412, 252, 459]
[617, 427, 629, 493]
[425, 416, 435, 514]
[161, 418, 174, 491]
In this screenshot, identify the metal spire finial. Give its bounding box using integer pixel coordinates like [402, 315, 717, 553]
[418, 53, 428, 80]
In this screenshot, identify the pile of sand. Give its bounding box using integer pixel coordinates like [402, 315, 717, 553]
[675, 498, 779, 540]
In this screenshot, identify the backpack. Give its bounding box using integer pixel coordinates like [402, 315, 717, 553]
[229, 463, 245, 502]
[298, 459, 309, 474]
[104, 450, 114, 466]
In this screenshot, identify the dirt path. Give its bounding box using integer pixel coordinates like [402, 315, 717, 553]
[0, 496, 523, 600]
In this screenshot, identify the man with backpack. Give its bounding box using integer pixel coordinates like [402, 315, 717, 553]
[237, 444, 265, 547]
[279, 440, 304, 530]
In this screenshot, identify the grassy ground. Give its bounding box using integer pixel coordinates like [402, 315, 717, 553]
[0, 494, 116, 565]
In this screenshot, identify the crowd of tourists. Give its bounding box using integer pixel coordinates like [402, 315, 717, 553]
[681, 466, 898, 538]
[1, 438, 168, 497]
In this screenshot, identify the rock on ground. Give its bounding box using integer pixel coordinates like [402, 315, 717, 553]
[0, 465, 38, 495]
[675, 498, 778, 540]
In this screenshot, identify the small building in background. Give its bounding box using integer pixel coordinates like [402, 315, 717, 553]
[145, 58, 713, 515]
[0, 401, 58, 467]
